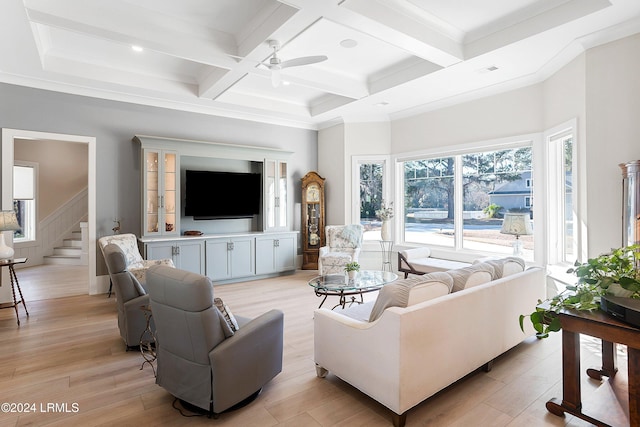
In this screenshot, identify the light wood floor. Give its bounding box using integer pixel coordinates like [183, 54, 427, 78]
[0, 268, 627, 426]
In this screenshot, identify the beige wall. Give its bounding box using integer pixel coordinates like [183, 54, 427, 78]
[585, 33, 640, 254]
[14, 138, 88, 220]
[319, 121, 391, 225]
[390, 85, 543, 152]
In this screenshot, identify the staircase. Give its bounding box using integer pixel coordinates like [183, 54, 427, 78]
[44, 229, 86, 265]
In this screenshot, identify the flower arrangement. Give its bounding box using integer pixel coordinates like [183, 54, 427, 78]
[376, 200, 394, 221]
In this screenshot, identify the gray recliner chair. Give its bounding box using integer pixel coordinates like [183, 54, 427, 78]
[146, 265, 284, 415]
[102, 243, 152, 348]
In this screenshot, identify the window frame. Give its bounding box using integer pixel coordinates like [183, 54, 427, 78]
[545, 119, 578, 266]
[393, 134, 541, 261]
[13, 161, 38, 245]
[352, 155, 391, 246]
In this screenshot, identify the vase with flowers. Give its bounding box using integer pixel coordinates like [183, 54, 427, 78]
[376, 200, 394, 241]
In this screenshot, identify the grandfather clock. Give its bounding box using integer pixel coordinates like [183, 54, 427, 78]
[301, 171, 325, 270]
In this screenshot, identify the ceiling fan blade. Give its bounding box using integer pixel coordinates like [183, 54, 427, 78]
[280, 55, 327, 69]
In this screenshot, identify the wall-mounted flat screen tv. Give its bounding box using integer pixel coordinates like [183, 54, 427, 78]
[184, 170, 261, 219]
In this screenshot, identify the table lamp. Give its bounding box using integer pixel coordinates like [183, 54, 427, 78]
[0, 210, 21, 260]
[500, 212, 533, 256]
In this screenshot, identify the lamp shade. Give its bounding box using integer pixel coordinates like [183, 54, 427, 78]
[500, 213, 533, 237]
[0, 211, 21, 232]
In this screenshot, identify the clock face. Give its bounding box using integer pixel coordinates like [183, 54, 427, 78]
[306, 183, 320, 203]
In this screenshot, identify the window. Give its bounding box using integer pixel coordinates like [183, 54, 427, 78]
[547, 128, 575, 264]
[403, 157, 455, 247]
[13, 163, 37, 242]
[353, 156, 388, 241]
[400, 144, 534, 259]
[525, 196, 533, 208]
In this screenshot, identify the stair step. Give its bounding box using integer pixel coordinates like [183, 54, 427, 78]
[43, 255, 83, 266]
[63, 238, 83, 248]
[52, 246, 82, 256]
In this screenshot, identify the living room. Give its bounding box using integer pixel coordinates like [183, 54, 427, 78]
[2, 1, 640, 425]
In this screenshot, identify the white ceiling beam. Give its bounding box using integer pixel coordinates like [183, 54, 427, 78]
[336, 0, 463, 67]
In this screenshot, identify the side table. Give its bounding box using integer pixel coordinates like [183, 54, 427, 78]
[139, 305, 156, 376]
[0, 258, 29, 325]
[546, 308, 640, 426]
[380, 240, 394, 272]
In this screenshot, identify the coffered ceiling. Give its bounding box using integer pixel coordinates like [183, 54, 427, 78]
[1, 0, 639, 129]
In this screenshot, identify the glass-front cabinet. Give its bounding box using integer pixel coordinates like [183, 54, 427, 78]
[264, 159, 288, 231]
[142, 149, 179, 237]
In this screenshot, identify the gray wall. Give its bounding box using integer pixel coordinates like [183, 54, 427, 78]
[1, 82, 317, 270]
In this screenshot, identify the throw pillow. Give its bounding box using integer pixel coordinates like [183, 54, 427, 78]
[368, 273, 452, 322]
[448, 263, 495, 293]
[214, 297, 239, 332]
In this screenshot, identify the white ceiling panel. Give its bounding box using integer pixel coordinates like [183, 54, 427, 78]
[0, 0, 638, 129]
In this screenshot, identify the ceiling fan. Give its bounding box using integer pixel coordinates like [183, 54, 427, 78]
[265, 40, 327, 87]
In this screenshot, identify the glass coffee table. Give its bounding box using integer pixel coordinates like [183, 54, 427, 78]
[308, 270, 398, 310]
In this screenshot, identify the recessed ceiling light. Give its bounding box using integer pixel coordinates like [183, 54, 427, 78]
[375, 101, 389, 107]
[131, 45, 144, 52]
[340, 39, 358, 48]
[282, 80, 291, 86]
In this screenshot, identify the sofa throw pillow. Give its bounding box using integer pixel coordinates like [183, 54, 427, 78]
[368, 273, 452, 322]
[406, 272, 453, 305]
[448, 263, 495, 293]
[477, 257, 525, 279]
[214, 297, 239, 333]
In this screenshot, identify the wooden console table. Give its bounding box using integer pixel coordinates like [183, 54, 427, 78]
[546, 308, 640, 426]
[0, 258, 29, 325]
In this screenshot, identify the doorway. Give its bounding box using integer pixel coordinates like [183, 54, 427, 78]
[1, 128, 97, 299]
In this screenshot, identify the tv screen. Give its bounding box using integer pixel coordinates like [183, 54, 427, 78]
[184, 170, 261, 218]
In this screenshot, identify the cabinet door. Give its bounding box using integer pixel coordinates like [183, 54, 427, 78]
[145, 242, 175, 262]
[275, 234, 296, 272]
[162, 151, 179, 236]
[176, 241, 204, 275]
[143, 150, 161, 236]
[230, 237, 255, 278]
[205, 239, 231, 281]
[142, 149, 179, 237]
[255, 237, 276, 275]
[264, 159, 288, 231]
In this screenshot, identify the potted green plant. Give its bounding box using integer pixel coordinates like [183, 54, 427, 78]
[344, 262, 360, 280]
[520, 244, 640, 338]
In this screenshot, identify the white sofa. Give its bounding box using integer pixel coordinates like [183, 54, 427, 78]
[314, 258, 545, 427]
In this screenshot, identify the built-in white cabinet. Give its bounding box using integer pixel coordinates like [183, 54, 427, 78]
[142, 148, 179, 237]
[143, 239, 205, 275]
[205, 236, 255, 281]
[255, 233, 296, 275]
[264, 159, 288, 231]
[140, 232, 297, 284]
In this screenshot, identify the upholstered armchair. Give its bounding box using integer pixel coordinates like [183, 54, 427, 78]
[146, 265, 284, 415]
[102, 243, 153, 348]
[98, 233, 174, 295]
[318, 225, 364, 275]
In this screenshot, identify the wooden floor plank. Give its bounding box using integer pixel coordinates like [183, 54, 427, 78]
[0, 265, 623, 426]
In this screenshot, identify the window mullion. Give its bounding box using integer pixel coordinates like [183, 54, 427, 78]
[454, 155, 464, 250]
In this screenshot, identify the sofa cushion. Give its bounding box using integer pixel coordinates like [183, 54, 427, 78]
[448, 263, 495, 293]
[400, 247, 431, 260]
[339, 301, 376, 322]
[368, 273, 452, 322]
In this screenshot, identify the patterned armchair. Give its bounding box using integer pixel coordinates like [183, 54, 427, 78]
[98, 233, 174, 296]
[318, 225, 364, 275]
